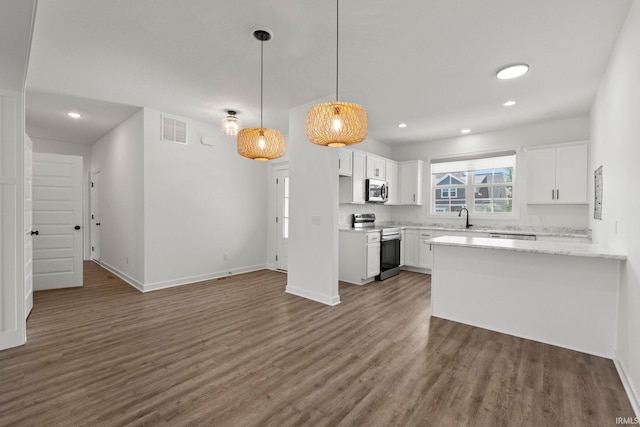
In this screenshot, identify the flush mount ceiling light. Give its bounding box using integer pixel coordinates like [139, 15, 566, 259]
[461, 129, 471, 134]
[237, 30, 285, 161]
[221, 110, 241, 136]
[306, 0, 368, 148]
[398, 123, 407, 128]
[67, 112, 82, 119]
[496, 64, 529, 80]
[503, 100, 517, 107]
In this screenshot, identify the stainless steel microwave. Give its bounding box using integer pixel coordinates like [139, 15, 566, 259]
[366, 179, 388, 203]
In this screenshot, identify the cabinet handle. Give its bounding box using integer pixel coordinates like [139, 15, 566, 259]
[552, 189, 555, 200]
[556, 189, 559, 200]
[413, 194, 416, 202]
[338, 159, 341, 170]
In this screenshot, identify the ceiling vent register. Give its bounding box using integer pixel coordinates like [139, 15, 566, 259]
[161, 115, 187, 144]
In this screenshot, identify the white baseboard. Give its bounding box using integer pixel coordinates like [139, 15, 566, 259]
[142, 264, 267, 292]
[614, 357, 640, 418]
[98, 261, 145, 292]
[285, 285, 340, 306]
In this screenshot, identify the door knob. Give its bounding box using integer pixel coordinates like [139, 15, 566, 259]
[96, 223, 101, 226]
[75, 225, 81, 230]
[31, 230, 39, 236]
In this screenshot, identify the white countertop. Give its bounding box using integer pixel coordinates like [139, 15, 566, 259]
[428, 235, 626, 260]
[340, 223, 590, 239]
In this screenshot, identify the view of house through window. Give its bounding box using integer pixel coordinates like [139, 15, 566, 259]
[431, 153, 515, 215]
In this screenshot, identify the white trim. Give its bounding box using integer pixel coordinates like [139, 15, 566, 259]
[614, 358, 640, 418]
[97, 261, 144, 292]
[143, 264, 267, 292]
[285, 285, 341, 306]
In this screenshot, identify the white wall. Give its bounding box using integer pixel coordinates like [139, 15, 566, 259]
[31, 137, 92, 259]
[286, 97, 340, 306]
[91, 109, 145, 287]
[142, 109, 268, 290]
[590, 0, 640, 414]
[388, 117, 591, 229]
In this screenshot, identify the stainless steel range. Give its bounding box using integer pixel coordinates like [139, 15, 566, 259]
[351, 214, 402, 281]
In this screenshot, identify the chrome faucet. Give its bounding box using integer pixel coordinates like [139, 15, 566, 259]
[458, 207, 472, 229]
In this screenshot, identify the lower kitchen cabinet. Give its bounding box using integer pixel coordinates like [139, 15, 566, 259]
[339, 230, 381, 285]
[403, 229, 419, 267]
[402, 228, 436, 271]
[366, 240, 381, 278]
[418, 230, 435, 269]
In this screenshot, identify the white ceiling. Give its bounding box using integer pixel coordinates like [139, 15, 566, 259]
[24, 0, 633, 146]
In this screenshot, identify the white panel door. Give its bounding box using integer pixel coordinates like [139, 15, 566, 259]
[32, 153, 83, 290]
[0, 89, 27, 350]
[90, 170, 101, 262]
[24, 135, 33, 318]
[276, 169, 289, 271]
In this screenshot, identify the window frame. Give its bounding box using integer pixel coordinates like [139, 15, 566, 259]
[429, 153, 518, 219]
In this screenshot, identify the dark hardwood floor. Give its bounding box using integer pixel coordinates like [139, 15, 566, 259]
[0, 261, 634, 426]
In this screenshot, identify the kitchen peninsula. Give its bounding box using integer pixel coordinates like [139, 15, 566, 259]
[429, 236, 626, 358]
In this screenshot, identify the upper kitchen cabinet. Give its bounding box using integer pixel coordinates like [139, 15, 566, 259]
[366, 155, 386, 180]
[526, 142, 587, 204]
[399, 160, 424, 205]
[339, 150, 366, 204]
[385, 159, 399, 205]
[338, 149, 352, 176]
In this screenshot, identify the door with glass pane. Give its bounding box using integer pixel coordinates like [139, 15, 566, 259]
[276, 169, 289, 271]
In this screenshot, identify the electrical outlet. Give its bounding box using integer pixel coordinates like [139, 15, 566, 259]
[223, 252, 229, 261]
[126, 257, 129, 264]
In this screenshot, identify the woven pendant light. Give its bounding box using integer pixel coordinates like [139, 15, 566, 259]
[307, 0, 367, 147]
[238, 30, 285, 161]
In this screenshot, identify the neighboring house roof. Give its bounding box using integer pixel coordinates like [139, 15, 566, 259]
[435, 174, 466, 186]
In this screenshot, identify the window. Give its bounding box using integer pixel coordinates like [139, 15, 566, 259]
[430, 153, 516, 216]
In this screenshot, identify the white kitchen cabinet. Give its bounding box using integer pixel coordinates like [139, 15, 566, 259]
[366, 239, 381, 279]
[338, 149, 352, 176]
[418, 230, 435, 269]
[385, 159, 399, 205]
[403, 229, 419, 267]
[399, 160, 423, 205]
[339, 150, 366, 204]
[366, 155, 386, 180]
[339, 230, 381, 285]
[526, 143, 587, 204]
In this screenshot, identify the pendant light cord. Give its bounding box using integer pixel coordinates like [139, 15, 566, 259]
[336, 0, 339, 102]
[260, 39, 264, 128]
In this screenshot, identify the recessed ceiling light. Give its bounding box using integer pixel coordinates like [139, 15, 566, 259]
[496, 64, 529, 80]
[67, 112, 82, 119]
[398, 123, 407, 128]
[503, 100, 517, 107]
[461, 129, 471, 134]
